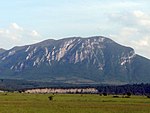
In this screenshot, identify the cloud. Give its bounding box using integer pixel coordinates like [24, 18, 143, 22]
[132, 37, 149, 47]
[120, 27, 138, 37]
[31, 30, 40, 37]
[0, 23, 41, 49]
[133, 10, 150, 27]
[108, 10, 150, 59]
[133, 10, 145, 17]
[10, 23, 23, 31]
[131, 37, 150, 58]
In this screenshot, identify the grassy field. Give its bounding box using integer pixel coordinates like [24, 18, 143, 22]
[0, 93, 149, 113]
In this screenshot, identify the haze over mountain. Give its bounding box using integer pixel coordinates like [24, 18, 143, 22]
[0, 36, 150, 86]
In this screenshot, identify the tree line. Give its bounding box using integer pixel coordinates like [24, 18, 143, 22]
[96, 83, 150, 95]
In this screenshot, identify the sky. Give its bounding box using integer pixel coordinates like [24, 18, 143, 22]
[0, 0, 150, 59]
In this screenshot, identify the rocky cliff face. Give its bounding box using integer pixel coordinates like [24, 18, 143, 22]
[0, 36, 150, 85]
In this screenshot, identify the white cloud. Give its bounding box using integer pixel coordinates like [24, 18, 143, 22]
[133, 10, 150, 27]
[31, 30, 40, 37]
[133, 10, 144, 17]
[131, 37, 150, 58]
[0, 23, 41, 49]
[120, 27, 138, 37]
[10, 23, 23, 31]
[109, 10, 150, 59]
[132, 37, 150, 48]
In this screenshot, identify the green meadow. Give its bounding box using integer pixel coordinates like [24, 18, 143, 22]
[0, 93, 150, 113]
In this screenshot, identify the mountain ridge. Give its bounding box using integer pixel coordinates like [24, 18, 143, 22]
[0, 36, 150, 85]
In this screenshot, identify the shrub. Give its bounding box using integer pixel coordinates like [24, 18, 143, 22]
[127, 92, 131, 97]
[113, 95, 119, 98]
[48, 96, 53, 101]
[147, 95, 150, 98]
[103, 92, 107, 96]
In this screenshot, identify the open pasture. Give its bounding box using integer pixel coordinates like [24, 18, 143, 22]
[0, 93, 150, 113]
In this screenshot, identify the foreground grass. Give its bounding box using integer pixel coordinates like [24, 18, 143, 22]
[0, 93, 150, 113]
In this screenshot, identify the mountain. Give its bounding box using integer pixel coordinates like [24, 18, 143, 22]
[0, 36, 150, 85]
[0, 48, 6, 55]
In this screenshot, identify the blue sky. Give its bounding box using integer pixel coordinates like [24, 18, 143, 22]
[0, 0, 150, 59]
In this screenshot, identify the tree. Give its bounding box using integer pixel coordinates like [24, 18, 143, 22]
[127, 92, 131, 97]
[48, 96, 53, 101]
[103, 92, 107, 96]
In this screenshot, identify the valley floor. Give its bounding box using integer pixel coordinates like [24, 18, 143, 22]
[0, 93, 150, 113]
